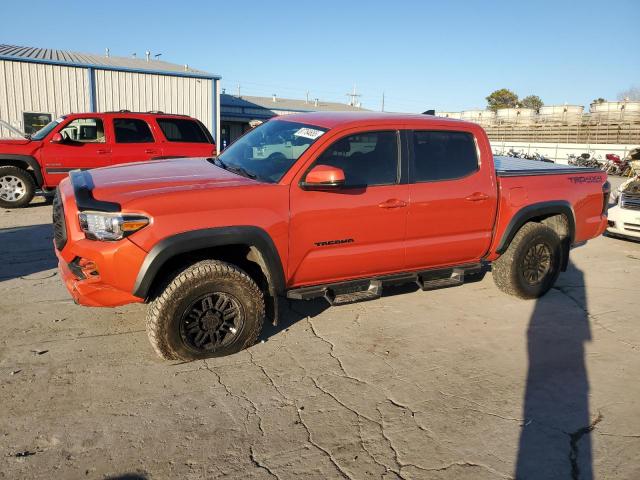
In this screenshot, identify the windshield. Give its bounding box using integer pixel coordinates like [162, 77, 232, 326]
[216, 120, 328, 183]
[31, 116, 66, 141]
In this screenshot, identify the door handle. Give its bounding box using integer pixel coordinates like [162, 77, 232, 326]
[378, 198, 408, 209]
[465, 192, 489, 202]
[96, 149, 110, 155]
[145, 149, 160, 154]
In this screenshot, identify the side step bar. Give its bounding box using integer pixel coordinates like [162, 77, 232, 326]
[287, 263, 483, 306]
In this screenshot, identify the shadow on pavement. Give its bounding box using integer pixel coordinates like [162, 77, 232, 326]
[516, 261, 594, 479]
[260, 269, 489, 342]
[0, 224, 57, 281]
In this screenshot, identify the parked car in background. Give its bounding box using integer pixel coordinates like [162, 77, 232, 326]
[53, 112, 610, 361]
[0, 111, 216, 208]
[607, 173, 640, 241]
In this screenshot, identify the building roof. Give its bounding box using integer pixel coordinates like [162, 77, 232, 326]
[221, 94, 368, 113]
[0, 44, 219, 79]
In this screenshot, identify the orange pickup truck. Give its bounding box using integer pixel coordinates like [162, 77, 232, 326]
[53, 112, 610, 360]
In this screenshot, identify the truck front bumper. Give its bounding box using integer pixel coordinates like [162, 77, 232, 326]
[56, 251, 144, 307]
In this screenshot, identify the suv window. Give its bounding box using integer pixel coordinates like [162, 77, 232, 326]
[114, 118, 154, 143]
[157, 118, 211, 143]
[411, 131, 478, 182]
[59, 118, 105, 143]
[315, 131, 398, 187]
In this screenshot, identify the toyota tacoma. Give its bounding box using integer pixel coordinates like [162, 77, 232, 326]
[52, 112, 610, 361]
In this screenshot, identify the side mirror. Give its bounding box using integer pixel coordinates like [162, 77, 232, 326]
[50, 132, 63, 144]
[301, 164, 346, 190]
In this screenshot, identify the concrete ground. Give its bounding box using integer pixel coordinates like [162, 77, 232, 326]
[0, 187, 639, 480]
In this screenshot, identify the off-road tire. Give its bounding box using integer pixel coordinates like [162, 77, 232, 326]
[492, 222, 563, 299]
[0, 166, 36, 208]
[146, 260, 265, 361]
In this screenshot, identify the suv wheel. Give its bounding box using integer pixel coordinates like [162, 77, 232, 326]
[146, 260, 265, 361]
[0, 166, 36, 208]
[492, 222, 563, 299]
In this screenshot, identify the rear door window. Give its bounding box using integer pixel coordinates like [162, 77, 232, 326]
[410, 131, 478, 182]
[157, 118, 212, 143]
[113, 118, 154, 143]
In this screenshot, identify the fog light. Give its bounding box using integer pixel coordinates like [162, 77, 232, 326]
[607, 220, 615, 228]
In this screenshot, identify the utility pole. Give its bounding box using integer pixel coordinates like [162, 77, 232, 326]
[381, 91, 385, 112]
[306, 90, 309, 104]
[346, 84, 361, 107]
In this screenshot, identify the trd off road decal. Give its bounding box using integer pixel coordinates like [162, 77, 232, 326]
[314, 238, 354, 247]
[568, 175, 602, 184]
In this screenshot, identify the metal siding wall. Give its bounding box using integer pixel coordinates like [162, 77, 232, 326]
[0, 59, 89, 134]
[93, 70, 213, 132]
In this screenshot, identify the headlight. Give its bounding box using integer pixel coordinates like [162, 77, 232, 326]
[78, 211, 150, 241]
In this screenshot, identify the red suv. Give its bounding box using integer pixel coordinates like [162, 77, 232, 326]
[0, 111, 216, 208]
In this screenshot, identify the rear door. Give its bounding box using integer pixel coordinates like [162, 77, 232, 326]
[405, 129, 497, 269]
[154, 117, 216, 158]
[108, 117, 160, 164]
[288, 129, 409, 286]
[41, 116, 112, 186]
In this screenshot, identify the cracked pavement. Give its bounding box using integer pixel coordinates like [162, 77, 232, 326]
[1, 194, 639, 479]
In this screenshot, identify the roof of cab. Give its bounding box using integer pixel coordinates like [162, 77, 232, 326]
[272, 111, 470, 129]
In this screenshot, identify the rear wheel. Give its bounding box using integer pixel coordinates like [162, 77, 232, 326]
[492, 222, 563, 299]
[146, 260, 265, 361]
[0, 166, 35, 208]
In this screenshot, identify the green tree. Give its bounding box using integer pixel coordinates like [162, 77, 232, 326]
[592, 97, 606, 104]
[486, 89, 519, 112]
[521, 95, 544, 111]
[617, 86, 640, 101]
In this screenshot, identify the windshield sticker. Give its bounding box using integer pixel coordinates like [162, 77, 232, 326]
[293, 127, 325, 140]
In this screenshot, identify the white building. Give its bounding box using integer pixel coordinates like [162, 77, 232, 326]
[0, 44, 221, 143]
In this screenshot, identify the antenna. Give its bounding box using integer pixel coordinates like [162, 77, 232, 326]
[346, 84, 361, 106]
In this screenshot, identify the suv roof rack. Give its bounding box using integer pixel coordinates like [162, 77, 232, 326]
[101, 110, 189, 117]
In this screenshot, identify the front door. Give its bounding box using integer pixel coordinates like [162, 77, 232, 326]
[289, 130, 409, 286]
[405, 129, 497, 269]
[42, 117, 112, 186]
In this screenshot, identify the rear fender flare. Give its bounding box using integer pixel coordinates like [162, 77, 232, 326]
[495, 201, 576, 266]
[132, 226, 286, 301]
[0, 154, 44, 187]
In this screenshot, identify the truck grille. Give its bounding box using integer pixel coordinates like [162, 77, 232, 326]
[52, 188, 68, 251]
[620, 193, 640, 211]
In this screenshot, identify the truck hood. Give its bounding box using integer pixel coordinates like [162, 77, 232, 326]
[88, 158, 260, 206]
[0, 138, 31, 145]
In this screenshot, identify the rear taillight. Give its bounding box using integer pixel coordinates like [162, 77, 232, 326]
[602, 181, 611, 215]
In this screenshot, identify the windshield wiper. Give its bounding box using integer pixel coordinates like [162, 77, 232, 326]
[209, 156, 257, 180]
[227, 164, 257, 180]
[211, 156, 227, 169]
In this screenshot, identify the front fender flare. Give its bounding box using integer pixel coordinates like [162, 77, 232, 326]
[132, 226, 286, 300]
[0, 154, 44, 187]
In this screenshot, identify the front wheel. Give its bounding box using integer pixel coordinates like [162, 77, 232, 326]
[0, 166, 36, 208]
[492, 222, 563, 299]
[146, 260, 265, 361]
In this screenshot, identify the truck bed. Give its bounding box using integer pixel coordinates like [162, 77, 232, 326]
[494, 156, 601, 177]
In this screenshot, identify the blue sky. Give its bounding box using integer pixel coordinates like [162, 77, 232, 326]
[3, 0, 639, 112]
